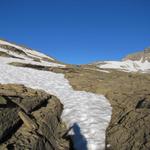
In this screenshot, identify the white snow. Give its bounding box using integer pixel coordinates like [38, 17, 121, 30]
[96, 60, 150, 73]
[0, 56, 112, 150]
[0, 39, 55, 60]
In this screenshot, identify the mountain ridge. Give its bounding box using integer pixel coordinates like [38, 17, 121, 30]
[123, 47, 150, 62]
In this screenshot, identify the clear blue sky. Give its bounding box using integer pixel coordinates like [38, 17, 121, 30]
[0, 0, 150, 64]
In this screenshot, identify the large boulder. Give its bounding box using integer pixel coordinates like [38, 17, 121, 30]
[0, 84, 70, 150]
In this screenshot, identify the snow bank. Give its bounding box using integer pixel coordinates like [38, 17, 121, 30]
[0, 39, 54, 60]
[97, 60, 150, 73]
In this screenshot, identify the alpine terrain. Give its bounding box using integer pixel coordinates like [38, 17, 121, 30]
[0, 39, 150, 150]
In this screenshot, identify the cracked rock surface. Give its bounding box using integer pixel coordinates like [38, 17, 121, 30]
[0, 84, 70, 150]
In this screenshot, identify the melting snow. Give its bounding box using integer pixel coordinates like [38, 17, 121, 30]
[0, 57, 112, 150]
[96, 60, 150, 73]
[98, 69, 110, 73]
[0, 39, 55, 60]
[0, 47, 66, 67]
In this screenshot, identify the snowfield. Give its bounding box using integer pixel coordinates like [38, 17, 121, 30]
[0, 57, 112, 150]
[95, 59, 150, 73]
[0, 47, 66, 67]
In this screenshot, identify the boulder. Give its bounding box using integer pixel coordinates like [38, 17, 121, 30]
[0, 84, 70, 150]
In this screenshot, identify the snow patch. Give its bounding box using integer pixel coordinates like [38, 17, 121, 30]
[96, 60, 150, 73]
[0, 39, 54, 60]
[0, 48, 65, 68]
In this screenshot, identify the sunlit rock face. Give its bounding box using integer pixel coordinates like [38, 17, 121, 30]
[123, 47, 150, 62]
[0, 84, 70, 150]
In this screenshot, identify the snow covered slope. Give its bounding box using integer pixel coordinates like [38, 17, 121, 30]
[0, 40, 112, 150]
[0, 39, 65, 67]
[94, 49, 150, 73]
[95, 59, 150, 73]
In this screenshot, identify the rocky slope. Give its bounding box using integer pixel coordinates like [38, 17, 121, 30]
[0, 39, 150, 150]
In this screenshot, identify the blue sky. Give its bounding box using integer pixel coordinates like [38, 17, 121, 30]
[0, 0, 150, 64]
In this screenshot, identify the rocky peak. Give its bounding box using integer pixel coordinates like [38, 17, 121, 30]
[123, 47, 150, 62]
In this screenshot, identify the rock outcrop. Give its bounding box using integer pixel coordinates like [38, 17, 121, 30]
[123, 47, 150, 62]
[0, 84, 70, 150]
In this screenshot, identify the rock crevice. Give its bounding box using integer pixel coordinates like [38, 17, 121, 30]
[0, 84, 70, 150]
